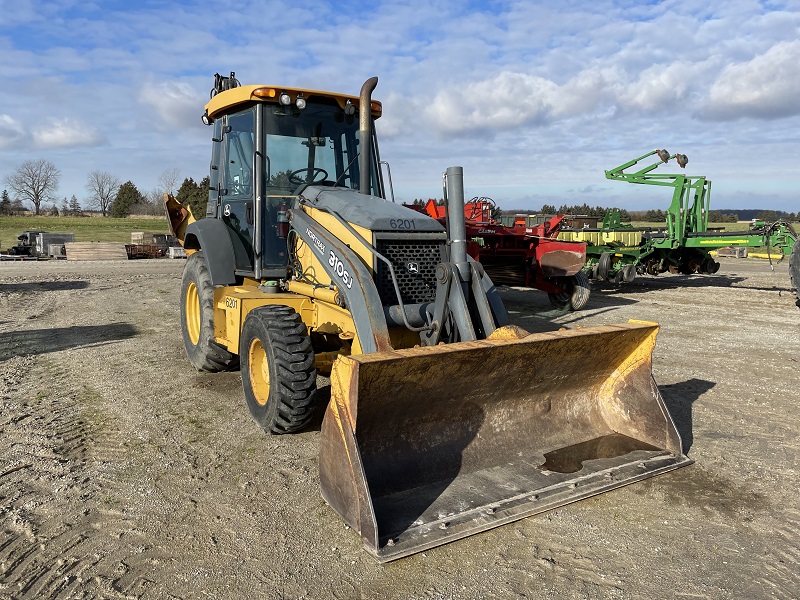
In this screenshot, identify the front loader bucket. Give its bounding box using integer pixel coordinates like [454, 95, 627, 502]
[319, 320, 691, 561]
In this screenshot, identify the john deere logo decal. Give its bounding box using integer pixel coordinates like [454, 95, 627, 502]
[406, 262, 420, 274]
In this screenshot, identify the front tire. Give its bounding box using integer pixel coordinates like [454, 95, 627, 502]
[548, 271, 591, 311]
[180, 251, 239, 372]
[240, 306, 317, 434]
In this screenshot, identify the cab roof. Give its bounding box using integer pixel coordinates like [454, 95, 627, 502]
[204, 84, 382, 120]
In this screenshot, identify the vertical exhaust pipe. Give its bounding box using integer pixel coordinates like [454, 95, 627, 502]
[359, 76, 379, 195]
[445, 166, 470, 281]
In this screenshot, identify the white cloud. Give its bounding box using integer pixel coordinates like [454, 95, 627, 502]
[0, 115, 26, 149]
[32, 117, 104, 148]
[137, 81, 200, 130]
[619, 61, 701, 112]
[701, 40, 800, 120]
[424, 72, 559, 136]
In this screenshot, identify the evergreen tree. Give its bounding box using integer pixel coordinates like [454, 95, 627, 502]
[756, 210, 779, 223]
[48, 203, 59, 216]
[176, 177, 210, 218]
[110, 181, 144, 218]
[69, 195, 82, 216]
[0, 189, 11, 215]
[60, 197, 70, 216]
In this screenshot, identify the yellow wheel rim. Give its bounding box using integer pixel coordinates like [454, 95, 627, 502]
[248, 338, 270, 406]
[185, 281, 201, 345]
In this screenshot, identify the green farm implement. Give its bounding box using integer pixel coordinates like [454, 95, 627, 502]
[559, 150, 797, 283]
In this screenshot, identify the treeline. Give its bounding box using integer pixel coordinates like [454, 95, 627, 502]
[0, 156, 210, 219]
[502, 204, 633, 222]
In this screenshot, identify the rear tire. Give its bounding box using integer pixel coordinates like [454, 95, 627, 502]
[596, 252, 612, 281]
[622, 263, 636, 282]
[240, 305, 317, 434]
[180, 251, 239, 372]
[548, 271, 591, 311]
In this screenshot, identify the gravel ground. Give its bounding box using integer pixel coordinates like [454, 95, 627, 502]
[0, 257, 798, 599]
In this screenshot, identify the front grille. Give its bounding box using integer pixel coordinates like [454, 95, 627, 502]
[375, 239, 442, 305]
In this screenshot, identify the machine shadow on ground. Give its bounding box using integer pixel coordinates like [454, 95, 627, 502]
[658, 378, 716, 454]
[0, 323, 139, 361]
[0, 280, 90, 294]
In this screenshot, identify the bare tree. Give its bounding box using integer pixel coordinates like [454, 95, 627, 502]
[146, 188, 165, 216]
[86, 171, 120, 217]
[158, 168, 181, 197]
[3, 159, 61, 215]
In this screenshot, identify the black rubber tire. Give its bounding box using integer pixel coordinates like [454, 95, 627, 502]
[789, 238, 800, 307]
[240, 305, 317, 434]
[180, 251, 239, 372]
[596, 252, 612, 281]
[622, 263, 636, 282]
[548, 271, 591, 311]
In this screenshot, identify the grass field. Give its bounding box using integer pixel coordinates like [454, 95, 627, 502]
[0, 216, 170, 251]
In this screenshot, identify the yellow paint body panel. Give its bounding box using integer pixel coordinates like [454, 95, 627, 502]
[211, 287, 362, 355]
[205, 85, 382, 121]
[559, 230, 643, 246]
[293, 206, 377, 287]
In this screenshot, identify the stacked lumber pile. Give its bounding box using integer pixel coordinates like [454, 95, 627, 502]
[168, 246, 187, 259]
[716, 246, 748, 258]
[131, 231, 155, 244]
[65, 242, 129, 261]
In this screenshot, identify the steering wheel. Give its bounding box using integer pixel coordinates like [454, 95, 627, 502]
[288, 167, 329, 185]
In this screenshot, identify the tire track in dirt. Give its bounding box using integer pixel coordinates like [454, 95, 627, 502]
[0, 362, 157, 598]
[0, 276, 161, 599]
[750, 511, 800, 599]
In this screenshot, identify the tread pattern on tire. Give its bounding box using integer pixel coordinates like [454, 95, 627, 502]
[547, 271, 591, 311]
[181, 251, 239, 372]
[596, 252, 612, 281]
[241, 305, 317, 434]
[570, 270, 591, 310]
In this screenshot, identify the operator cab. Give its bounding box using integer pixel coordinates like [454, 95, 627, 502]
[203, 75, 384, 279]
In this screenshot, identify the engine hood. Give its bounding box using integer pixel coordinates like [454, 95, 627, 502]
[300, 186, 445, 233]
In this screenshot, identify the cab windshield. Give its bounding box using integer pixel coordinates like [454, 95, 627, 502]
[262, 100, 379, 196]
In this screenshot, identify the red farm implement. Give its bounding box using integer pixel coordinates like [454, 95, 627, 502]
[408, 198, 590, 310]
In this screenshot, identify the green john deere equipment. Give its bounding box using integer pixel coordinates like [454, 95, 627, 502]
[559, 149, 797, 283]
[167, 74, 692, 561]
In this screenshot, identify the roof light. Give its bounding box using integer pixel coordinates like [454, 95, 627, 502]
[201, 110, 211, 126]
[344, 99, 356, 115]
[253, 87, 277, 98]
[279, 91, 292, 106]
[295, 93, 306, 110]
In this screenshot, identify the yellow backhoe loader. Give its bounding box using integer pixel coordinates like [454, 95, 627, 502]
[166, 72, 691, 561]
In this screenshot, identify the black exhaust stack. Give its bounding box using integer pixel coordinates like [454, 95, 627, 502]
[359, 77, 379, 195]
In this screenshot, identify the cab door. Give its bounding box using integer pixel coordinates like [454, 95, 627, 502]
[220, 108, 256, 273]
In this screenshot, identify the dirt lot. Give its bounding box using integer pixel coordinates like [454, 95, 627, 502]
[0, 257, 798, 599]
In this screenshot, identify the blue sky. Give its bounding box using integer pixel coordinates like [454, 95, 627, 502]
[1, 0, 799, 212]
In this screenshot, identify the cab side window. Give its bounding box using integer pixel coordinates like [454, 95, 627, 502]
[221, 109, 255, 271]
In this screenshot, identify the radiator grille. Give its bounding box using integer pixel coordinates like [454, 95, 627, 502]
[376, 240, 441, 305]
